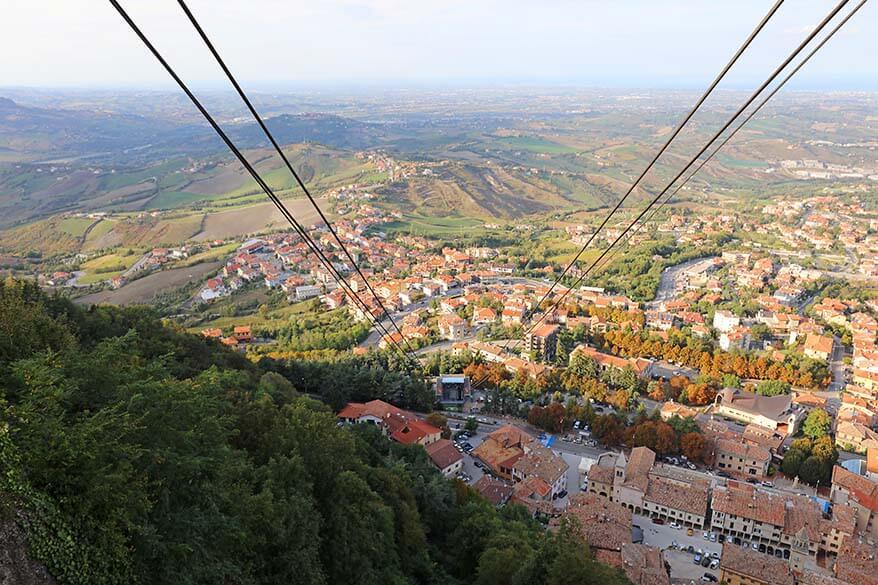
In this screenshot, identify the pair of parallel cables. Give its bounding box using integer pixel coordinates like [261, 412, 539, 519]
[473, 0, 865, 385]
[110, 0, 422, 371]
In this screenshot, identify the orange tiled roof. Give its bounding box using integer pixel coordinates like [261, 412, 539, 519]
[720, 541, 794, 585]
[425, 439, 463, 470]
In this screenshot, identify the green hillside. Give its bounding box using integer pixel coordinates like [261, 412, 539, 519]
[0, 280, 631, 585]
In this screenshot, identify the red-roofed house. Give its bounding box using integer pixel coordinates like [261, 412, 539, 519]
[337, 399, 441, 447]
[804, 333, 835, 361]
[425, 439, 463, 476]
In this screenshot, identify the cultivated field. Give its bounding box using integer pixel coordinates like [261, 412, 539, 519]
[75, 261, 221, 305]
[192, 198, 325, 241]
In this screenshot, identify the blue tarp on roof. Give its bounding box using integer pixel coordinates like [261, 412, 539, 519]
[542, 435, 556, 448]
[811, 497, 830, 514]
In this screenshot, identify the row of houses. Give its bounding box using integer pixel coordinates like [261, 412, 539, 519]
[583, 444, 875, 583]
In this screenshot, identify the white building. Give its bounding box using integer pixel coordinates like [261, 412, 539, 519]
[713, 310, 740, 333]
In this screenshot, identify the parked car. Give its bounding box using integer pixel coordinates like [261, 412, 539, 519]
[709, 533, 717, 542]
[761, 481, 775, 488]
[671, 541, 679, 549]
[701, 573, 718, 582]
[752, 542, 759, 550]
[703, 532, 709, 540]
[711, 551, 720, 559]
[693, 554, 702, 565]
[473, 461, 483, 469]
[687, 528, 694, 536]
[651, 518, 665, 525]
[701, 556, 711, 567]
[670, 522, 681, 529]
[710, 559, 720, 570]
[687, 463, 697, 470]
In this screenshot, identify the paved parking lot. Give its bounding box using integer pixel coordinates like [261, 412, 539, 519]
[454, 426, 587, 509]
[635, 515, 721, 582]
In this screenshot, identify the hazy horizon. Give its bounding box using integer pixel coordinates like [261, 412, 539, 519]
[2, 1, 876, 90]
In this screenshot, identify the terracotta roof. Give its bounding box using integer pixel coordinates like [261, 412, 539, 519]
[832, 465, 878, 512]
[793, 392, 828, 408]
[869, 448, 878, 475]
[742, 424, 785, 452]
[472, 425, 532, 474]
[555, 492, 632, 553]
[425, 439, 463, 470]
[805, 333, 834, 355]
[797, 574, 849, 585]
[644, 476, 709, 517]
[487, 425, 533, 448]
[514, 444, 569, 486]
[624, 447, 655, 492]
[593, 549, 624, 569]
[387, 415, 440, 445]
[472, 476, 513, 506]
[836, 539, 878, 585]
[573, 344, 652, 375]
[588, 463, 615, 486]
[337, 399, 407, 421]
[531, 323, 559, 338]
[781, 495, 823, 542]
[620, 543, 670, 585]
[716, 438, 771, 463]
[720, 544, 794, 585]
[659, 401, 698, 419]
[712, 484, 785, 526]
[510, 477, 555, 515]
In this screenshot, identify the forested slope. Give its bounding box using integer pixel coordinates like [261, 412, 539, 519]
[0, 278, 629, 585]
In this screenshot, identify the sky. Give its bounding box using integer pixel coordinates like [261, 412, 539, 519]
[2, 0, 877, 90]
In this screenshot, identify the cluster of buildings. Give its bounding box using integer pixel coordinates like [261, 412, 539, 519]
[200, 325, 252, 347]
[762, 195, 877, 271]
[778, 159, 878, 181]
[470, 425, 569, 515]
[579, 444, 878, 585]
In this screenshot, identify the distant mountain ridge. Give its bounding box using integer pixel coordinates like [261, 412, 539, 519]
[0, 97, 387, 163]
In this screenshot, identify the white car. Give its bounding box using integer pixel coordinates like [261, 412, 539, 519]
[670, 522, 681, 529]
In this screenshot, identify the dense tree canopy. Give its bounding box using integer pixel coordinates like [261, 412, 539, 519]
[0, 279, 630, 585]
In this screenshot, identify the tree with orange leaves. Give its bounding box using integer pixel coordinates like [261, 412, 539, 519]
[680, 432, 709, 464]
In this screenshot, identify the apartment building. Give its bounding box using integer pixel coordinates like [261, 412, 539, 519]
[831, 464, 878, 539]
[711, 483, 855, 561]
[586, 447, 710, 528]
[715, 438, 771, 480]
[526, 323, 559, 363]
